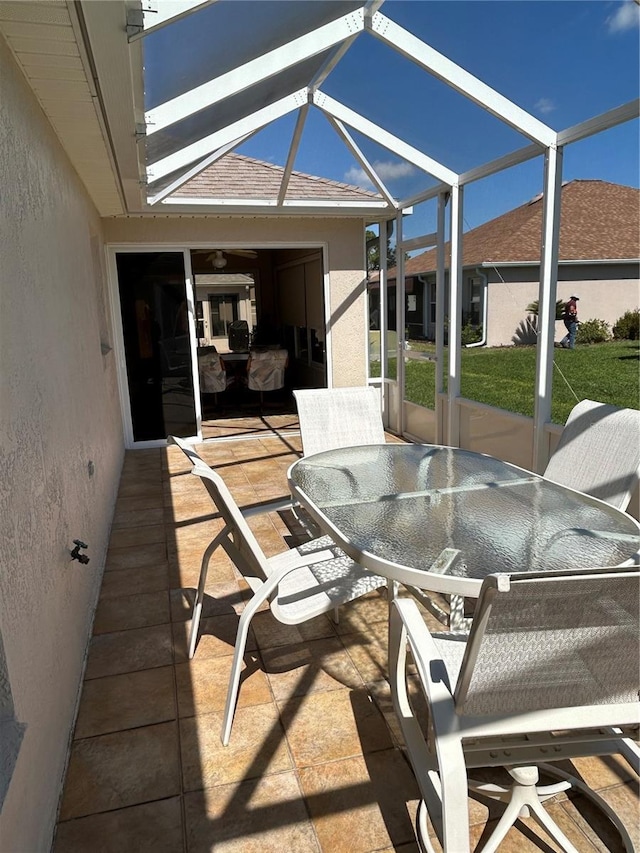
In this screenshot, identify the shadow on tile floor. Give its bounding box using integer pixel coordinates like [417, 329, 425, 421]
[53, 429, 639, 852]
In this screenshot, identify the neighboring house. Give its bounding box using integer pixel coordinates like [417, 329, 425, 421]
[377, 180, 640, 347]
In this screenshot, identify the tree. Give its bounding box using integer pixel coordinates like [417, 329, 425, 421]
[526, 299, 566, 320]
[366, 229, 398, 272]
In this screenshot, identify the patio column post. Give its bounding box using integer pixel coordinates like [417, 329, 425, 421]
[379, 219, 389, 421]
[447, 183, 464, 447]
[395, 210, 406, 435]
[533, 144, 563, 472]
[435, 190, 448, 444]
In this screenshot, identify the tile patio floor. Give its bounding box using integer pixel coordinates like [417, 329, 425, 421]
[53, 416, 639, 852]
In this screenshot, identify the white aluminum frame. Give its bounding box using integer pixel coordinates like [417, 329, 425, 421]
[106, 245, 203, 449]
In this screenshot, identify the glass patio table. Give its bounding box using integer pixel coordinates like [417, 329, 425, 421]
[288, 443, 640, 598]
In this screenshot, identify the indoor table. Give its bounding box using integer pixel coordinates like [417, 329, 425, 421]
[288, 443, 640, 599]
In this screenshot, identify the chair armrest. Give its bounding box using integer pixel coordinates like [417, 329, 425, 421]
[240, 496, 293, 518]
[391, 598, 457, 708]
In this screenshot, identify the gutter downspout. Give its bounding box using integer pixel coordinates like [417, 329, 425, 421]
[464, 267, 488, 348]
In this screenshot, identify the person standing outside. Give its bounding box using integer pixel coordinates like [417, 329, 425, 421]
[560, 295, 579, 349]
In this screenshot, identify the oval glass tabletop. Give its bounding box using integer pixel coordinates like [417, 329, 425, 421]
[288, 444, 640, 594]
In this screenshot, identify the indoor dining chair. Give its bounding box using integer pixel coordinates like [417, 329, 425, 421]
[390, 565, 640, 853]
[168, 435, 386, 745]
[246, 348, 288, 409]
[544, 399, 640, 511]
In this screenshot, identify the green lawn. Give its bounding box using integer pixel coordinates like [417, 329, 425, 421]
[371, 341, 640, 424]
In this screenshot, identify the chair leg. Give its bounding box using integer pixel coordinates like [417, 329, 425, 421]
[470, 766, 579, 853]
[221, 580, 276, 746]
[188, 533, 225, 659]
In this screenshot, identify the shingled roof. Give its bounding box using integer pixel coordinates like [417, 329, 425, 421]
[173, 152, 382, 201]
[395, 180, 640, 278]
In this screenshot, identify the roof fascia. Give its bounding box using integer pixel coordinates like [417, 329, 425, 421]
[277, 104, 309, 205]
[147, 88, 309, 182]
[147, 132, 255, 205]
[325, 116, 398, 206]
[145, 8, 365, 135]
[479, 258, 640, 268]
[80, 0, 146, 211]
[149, 199, 392, 216]
[387, 256, 640, 278]
[557, 98, 640, 147]
[159, 197, 390, 208]
[368, 11, 557, 148]
[127, 0, 217, 40]
[313, 90, 458, 185]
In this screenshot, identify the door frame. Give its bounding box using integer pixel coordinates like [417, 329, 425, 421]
[107, 241, 331, 449]
[107, 245, 202, 449]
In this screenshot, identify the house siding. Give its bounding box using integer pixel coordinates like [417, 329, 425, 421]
[484, 263, 639, 347]
[0, 37, 124, 852]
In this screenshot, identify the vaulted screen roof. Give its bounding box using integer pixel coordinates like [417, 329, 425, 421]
[1, 1, 637, 218]
[131, 0, 640, 218]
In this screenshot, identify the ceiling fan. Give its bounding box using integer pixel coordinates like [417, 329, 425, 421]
[204, 249, 258, 269]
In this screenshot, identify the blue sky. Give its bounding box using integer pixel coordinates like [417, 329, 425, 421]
[146, 1, 639, 240]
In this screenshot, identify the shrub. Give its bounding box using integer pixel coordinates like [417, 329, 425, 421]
[576, 318, 611, 344]
[526, 299, 566, 320]
[612, 309, 640, 340]
[461, 323, 483, 345]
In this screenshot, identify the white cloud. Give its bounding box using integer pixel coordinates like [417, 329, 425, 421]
[534, 97, 556, 115]
[344, 160, 415, 189]
[607, 1, 640, 33]
[344, 166, 373, 189]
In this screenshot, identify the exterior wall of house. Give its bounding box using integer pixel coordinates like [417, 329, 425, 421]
[484, 264, 639, 347]
[0, 38, 124, 852]
[102, 218, 368, 388]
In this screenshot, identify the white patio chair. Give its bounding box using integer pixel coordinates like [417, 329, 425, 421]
[293, 385, 385, 457]
[168, 435, 386, 745]
[390, 566, 640, 853]
[544, 399, 640, 511]
[293, 386, 460, 627]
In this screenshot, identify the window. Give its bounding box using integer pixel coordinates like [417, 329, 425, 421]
[210, 293, 239, 336]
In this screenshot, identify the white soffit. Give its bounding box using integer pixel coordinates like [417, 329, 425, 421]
[0, 1, 124, 216]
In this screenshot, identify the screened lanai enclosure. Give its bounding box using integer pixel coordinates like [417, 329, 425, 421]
[116, 0, 637, 466]
[5, 0, 635, 458]
[2, 2, 639, 851]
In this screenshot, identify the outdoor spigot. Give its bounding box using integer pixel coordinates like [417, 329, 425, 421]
[71, 540, 90, 564]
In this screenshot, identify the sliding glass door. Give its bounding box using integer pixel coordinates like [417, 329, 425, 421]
[115, 251, 198, 443]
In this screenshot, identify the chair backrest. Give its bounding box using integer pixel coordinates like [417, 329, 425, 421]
[454, 566, 640, 718]
[198, 347, 226, 393]
[544, 399, 640, 510]
[247, 349, 288, 392]
[168, 435, 270, 583]
[293, 386, 385, 457]
[228, 320, 250, 352]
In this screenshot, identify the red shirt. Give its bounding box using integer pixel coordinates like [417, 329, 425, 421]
[565, 298, 578, 320]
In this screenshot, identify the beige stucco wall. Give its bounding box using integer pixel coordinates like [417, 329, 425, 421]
[102, 217, 368, 388]
[485, 270, 639, 348]
[0, 38, 124, 851]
